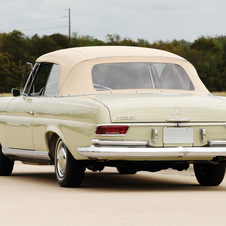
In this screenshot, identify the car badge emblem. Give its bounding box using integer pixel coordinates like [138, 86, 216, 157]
[171, 107, 183, 119]
[114, 116, 138, 120]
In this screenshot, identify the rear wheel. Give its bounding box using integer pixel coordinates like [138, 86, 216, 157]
[0, 145, 14, 176]
[55, 139, 85, 187]
[194, 163, 225, 186]
[117, 165, 137, 174]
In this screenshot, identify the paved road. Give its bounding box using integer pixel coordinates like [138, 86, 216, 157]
[0, 162, 226, 226]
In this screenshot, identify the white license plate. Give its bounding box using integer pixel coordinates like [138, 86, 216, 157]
[163, 128, 193, 144]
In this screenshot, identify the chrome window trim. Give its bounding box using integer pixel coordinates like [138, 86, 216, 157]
[59, 91, 210, 97]
[81, 55, 188, 62]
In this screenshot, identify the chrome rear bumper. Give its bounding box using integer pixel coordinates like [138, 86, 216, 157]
[77, 145, 226, 159]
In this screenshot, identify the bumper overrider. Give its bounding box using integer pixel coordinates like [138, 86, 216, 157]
[77, 139, 226, 160]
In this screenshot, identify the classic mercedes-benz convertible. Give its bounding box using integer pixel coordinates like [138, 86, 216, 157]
[0, 46, 226, 187]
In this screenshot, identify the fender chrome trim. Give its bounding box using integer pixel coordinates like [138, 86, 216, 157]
[78, 146, 226, 159]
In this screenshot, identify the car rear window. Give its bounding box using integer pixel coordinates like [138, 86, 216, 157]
[92, 62, 194, 91]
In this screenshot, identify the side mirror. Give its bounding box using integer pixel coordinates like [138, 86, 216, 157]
[11, 88, 21, 97]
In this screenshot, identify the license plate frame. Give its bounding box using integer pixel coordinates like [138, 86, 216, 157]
[163, 127, 193, 144]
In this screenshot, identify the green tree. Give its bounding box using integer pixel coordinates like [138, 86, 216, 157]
[0, 30, 29, 64]
[190, 36, 224, 91]
[71, 32, 104, 47]
[106, 34, 121, 45]
[0, 52, 23, 93]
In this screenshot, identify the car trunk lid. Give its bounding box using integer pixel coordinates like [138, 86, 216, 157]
[88, 92, 226, 123]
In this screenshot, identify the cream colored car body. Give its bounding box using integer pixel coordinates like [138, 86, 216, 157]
[1, 46, 226, 187]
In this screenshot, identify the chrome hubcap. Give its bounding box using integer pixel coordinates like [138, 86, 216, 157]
[56, 141, 67, 178]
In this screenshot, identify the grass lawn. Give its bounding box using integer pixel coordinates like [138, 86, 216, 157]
[0, 93, 12, 97]
[212, 92, 226, 96]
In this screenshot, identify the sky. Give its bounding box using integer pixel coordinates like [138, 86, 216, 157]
[0, 0, 226, 43]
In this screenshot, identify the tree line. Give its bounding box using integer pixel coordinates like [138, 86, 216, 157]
[1, 30, 226, 93]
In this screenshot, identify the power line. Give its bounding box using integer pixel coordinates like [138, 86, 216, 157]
[0, 8, 71, 38]
[21, 25, 68, 31]
[35, 9, 68, 13]
[0, 9, 68, 17]
[0, 16, 67, 26]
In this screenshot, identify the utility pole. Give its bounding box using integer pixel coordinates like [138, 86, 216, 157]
[69, 8, 71, 40]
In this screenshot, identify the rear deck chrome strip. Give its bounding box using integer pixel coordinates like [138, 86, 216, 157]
[97, 123, 226, 128]
[2, 148, 51, 161]
[131, 123, 226, 127]
[165, 119, 190, 122]
[78, 146, 226, 159]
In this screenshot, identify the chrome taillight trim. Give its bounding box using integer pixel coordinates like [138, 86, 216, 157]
[95, 124, 130, 136]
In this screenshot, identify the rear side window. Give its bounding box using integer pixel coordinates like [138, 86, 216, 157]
[44, 64, 60, 96]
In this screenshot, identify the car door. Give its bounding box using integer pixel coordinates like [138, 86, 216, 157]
[32, 63, 61, 152]
[5, 63, 54, 150]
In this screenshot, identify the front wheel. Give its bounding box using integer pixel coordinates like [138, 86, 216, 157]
[194, 163, 225, 186]
[55, 139, 85, 187]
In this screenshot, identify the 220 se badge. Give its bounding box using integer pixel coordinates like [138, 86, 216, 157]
[0, 46, 226, 187]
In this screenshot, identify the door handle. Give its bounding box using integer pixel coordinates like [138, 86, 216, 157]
[27, 111, 34, 115]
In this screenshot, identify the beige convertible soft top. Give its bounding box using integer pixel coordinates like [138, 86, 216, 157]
[36, 46, 209, 95]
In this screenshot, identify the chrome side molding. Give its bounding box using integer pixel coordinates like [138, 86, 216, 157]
[2, 148, 51, 163]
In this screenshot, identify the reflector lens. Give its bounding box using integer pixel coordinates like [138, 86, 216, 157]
[95, 125, 129, 135]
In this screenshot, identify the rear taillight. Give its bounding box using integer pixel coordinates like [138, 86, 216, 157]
[95, 125, 129, 135]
